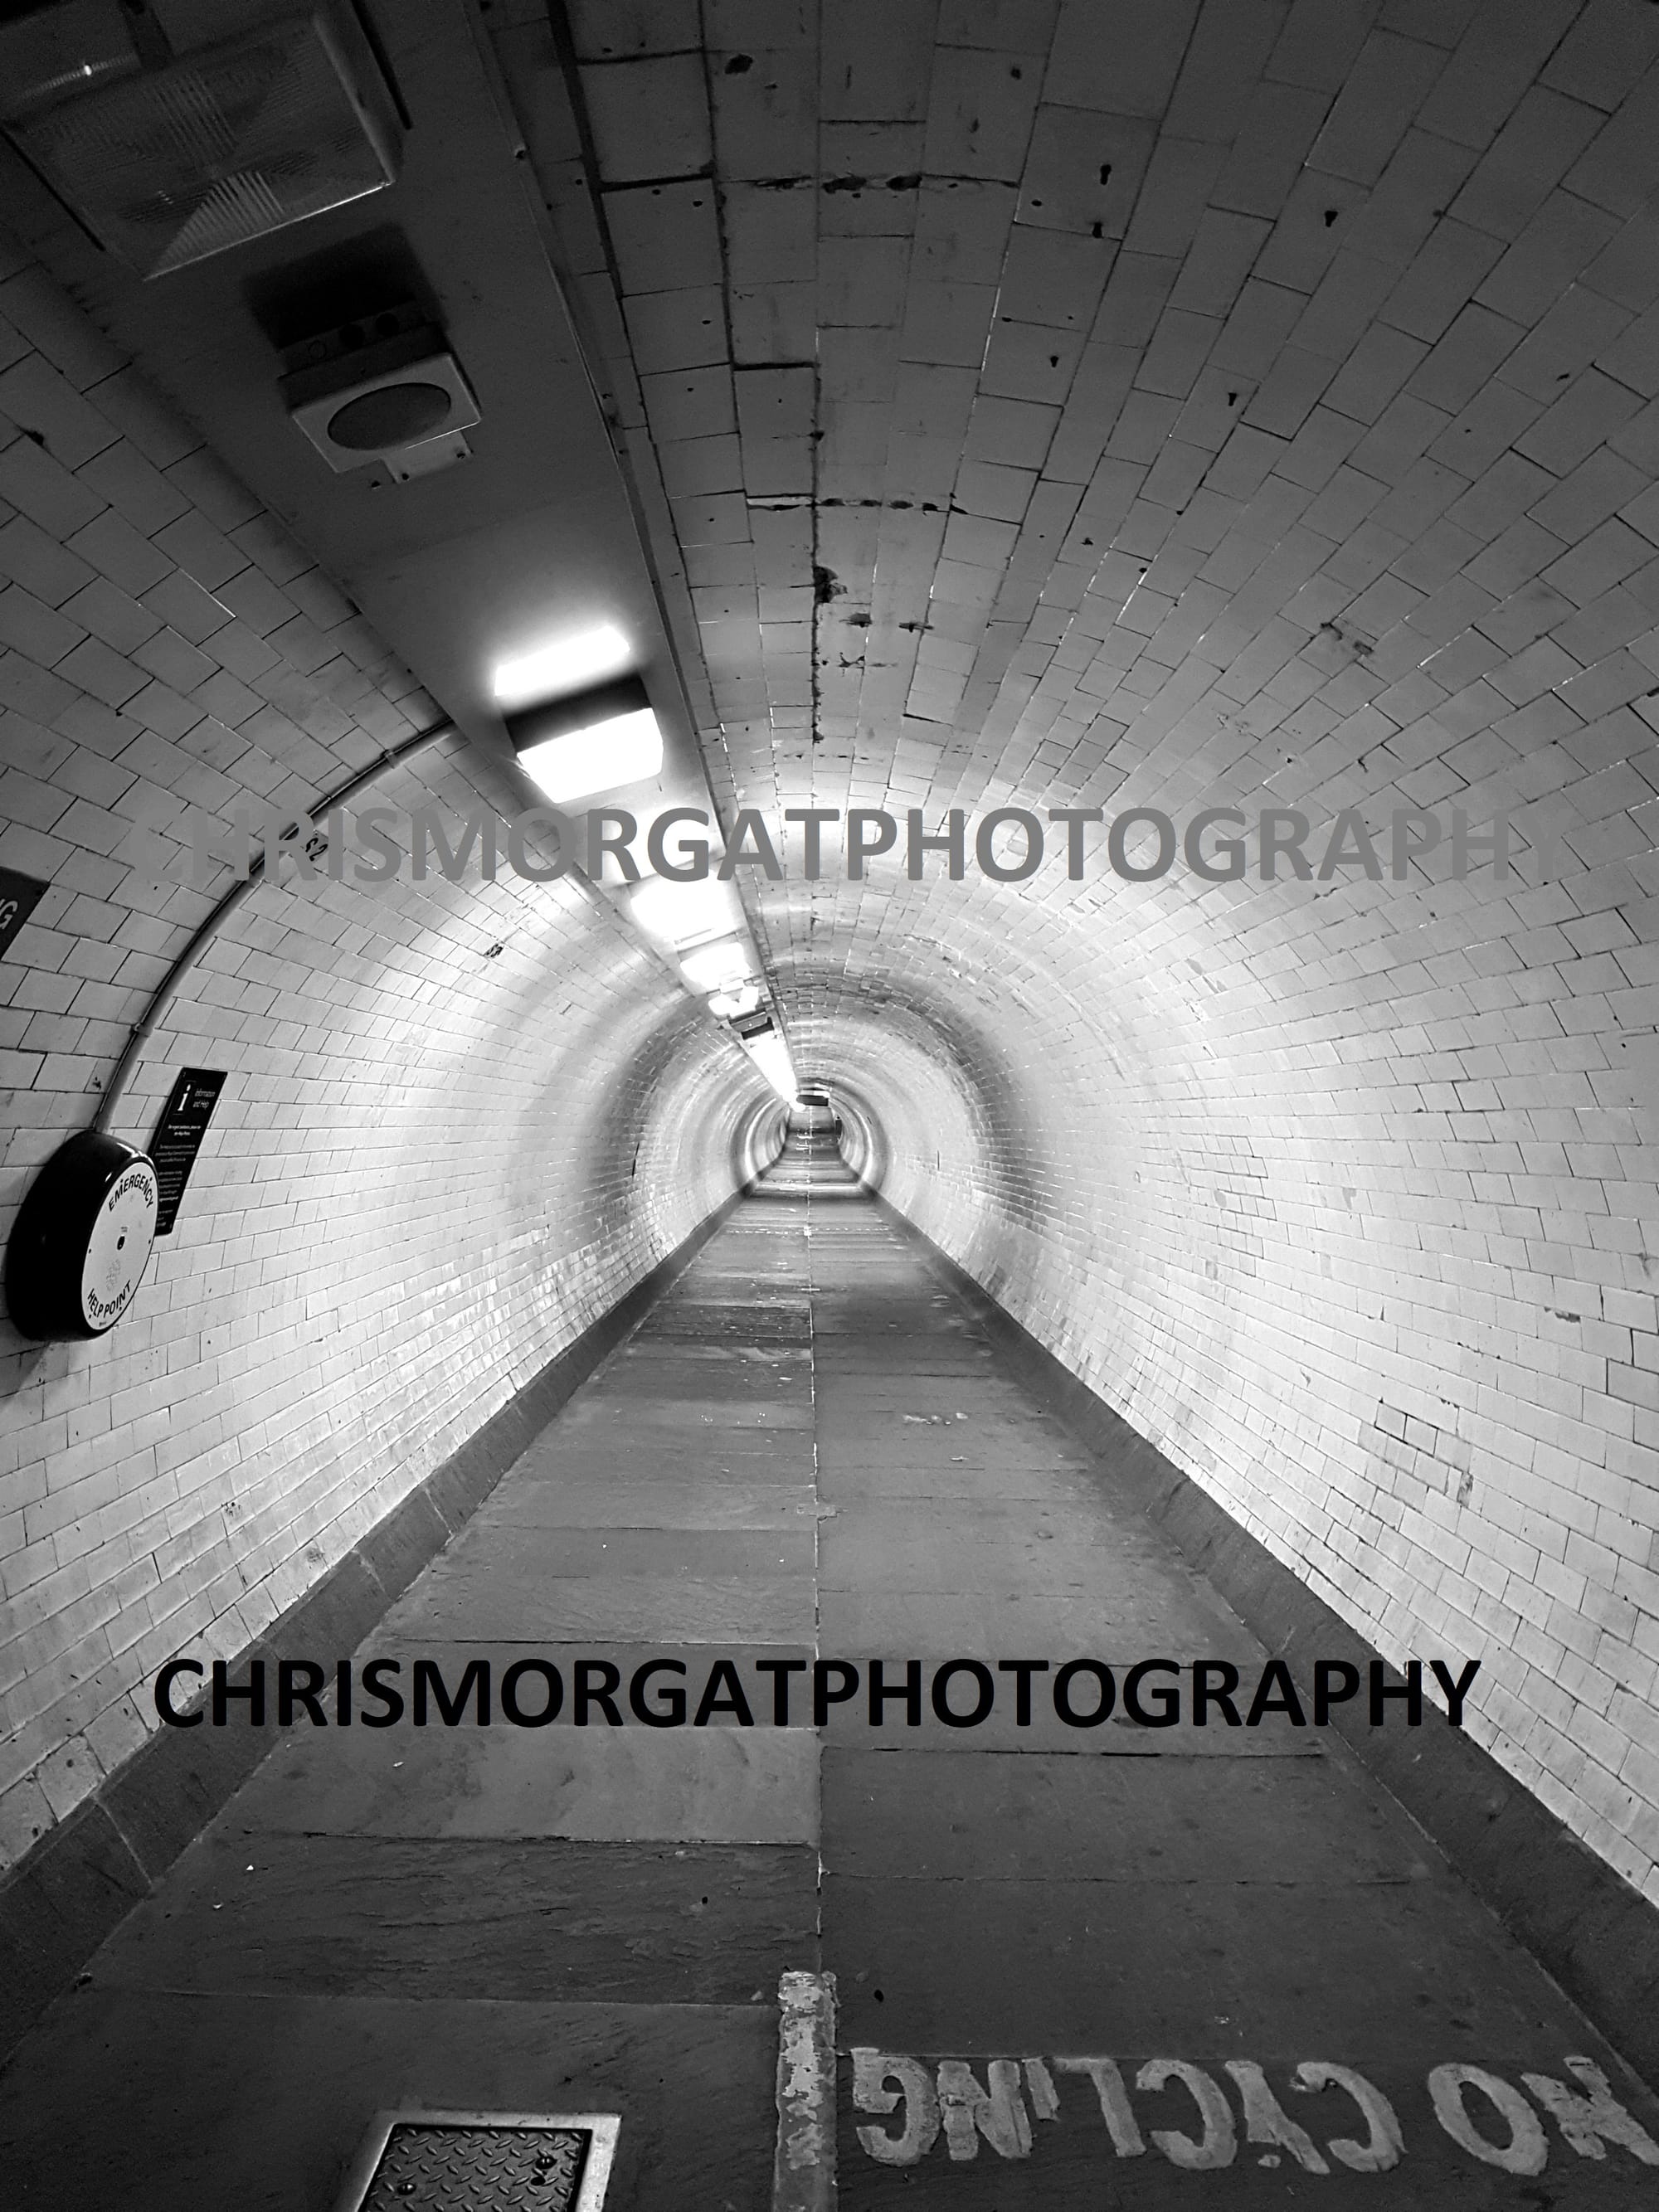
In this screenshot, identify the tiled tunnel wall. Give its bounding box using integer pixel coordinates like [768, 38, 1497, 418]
[0, 235, 780, 1870]
[587, 0, 1659, 1914]
[791, 825, 1659, 1908]
[5, 0, 1659, 1947]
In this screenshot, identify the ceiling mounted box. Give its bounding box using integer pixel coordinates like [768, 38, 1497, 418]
[0, 7, 401, 279]
[285, 331, 480, 475]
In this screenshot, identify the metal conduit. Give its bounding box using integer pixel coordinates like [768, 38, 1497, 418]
[90, 718, 456, 1135]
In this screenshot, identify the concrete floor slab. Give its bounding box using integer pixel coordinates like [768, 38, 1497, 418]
[813, 1337, 999, 1365]
[0, 1993, 778, 2212]
[646, 1320, 814, 1347]
[819, 1495, 1184, 1558]
[815, 1709, 1324, 1757]
[227, 1720, 820, 1843]
[817, 1586, 1267, 1660]
[474, 1475, 820, 1528]
[810, 1383, 1051, 1426]
[604, 1355, 810, 1398]
[95, 1833, 817, 2003]
[435, 1524, 818, 1582]
[381, 1566, 820, 1643]
[816, 1521, 1231, 1599]
[823, 1867, 1644, 2054]
[817, 1458, 1103, 1499]
[3, 1141, 1654, 2210]
[368, 1639, 819, 1717]
[552, 1397, 818, 1433]
[508, 1434, 818, 1482]
[820, 1748, 1431, 1881]
[613, 1332, 813, 1353]
[815, 1437, 1102, 1476]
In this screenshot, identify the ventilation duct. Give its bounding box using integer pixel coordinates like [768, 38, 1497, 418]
[0, 6, 401, 278]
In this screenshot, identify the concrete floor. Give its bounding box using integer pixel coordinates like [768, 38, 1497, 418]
[2, 1143, 1656, 2206]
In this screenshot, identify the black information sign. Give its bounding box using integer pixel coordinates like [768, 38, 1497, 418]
[149, 1068, 226, 1236]
[0, 867, 49, 960]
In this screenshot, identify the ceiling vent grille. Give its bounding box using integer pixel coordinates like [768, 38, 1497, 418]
[2, 9, 400, 278]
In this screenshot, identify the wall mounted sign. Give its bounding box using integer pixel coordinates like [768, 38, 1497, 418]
[0, 866, 49, 960]
[3, 1130, 158, 1339]
[149, 1068, 226, 1235]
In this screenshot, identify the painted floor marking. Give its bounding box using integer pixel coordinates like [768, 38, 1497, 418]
[849, 2050, 1659, 2176]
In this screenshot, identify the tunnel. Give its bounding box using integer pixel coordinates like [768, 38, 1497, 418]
[1, 0, 1658, 2205]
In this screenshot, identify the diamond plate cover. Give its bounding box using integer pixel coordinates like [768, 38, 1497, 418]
[343, 2119, 611, 2211]
[362, 2123, 584, 2208]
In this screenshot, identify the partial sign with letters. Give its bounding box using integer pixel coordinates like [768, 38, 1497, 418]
[0, 867, 49, 960]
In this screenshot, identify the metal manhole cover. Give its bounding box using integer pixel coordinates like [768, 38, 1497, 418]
[336, 2112, 619, 2212]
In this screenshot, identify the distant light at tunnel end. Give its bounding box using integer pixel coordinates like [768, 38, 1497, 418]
[490, 622, 630, 707]
[517, 706, 664, 806]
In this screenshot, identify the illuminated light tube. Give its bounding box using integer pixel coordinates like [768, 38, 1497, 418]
[490, 623, 629, 708]
[631, 877, 735, 947]
[507, 674, 664, 805]
[747, 1030, 798, 1101]
[680, 936, 753, 991]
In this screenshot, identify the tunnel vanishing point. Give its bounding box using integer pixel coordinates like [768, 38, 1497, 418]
[1, 2, 1659, 2207]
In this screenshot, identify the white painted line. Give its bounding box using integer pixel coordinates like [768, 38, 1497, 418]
[773, 1969, 837, 2211]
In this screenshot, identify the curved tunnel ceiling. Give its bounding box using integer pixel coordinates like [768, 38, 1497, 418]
[0, 0, 1656, 1903]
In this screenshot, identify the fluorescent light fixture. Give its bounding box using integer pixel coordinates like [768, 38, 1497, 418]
[680, 937, 753, 992]
[491, 623, 630, 709]
[747, 1031, 798, 1101]
[508, 674, 664, 806]
[708, 983, 762, 1018]
[519, 709, 659, 805]
[630, 878, 735, 947]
